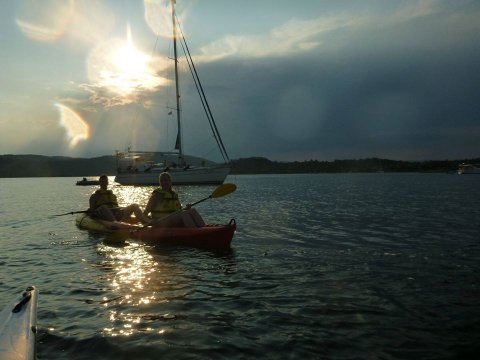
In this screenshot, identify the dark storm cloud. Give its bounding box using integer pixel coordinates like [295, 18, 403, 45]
[2, 1, 479, 161]
[196, 4, 480, 161]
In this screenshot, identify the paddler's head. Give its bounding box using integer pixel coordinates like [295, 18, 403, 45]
[159, 172, 172, 191]
[99, 174, 109, 190]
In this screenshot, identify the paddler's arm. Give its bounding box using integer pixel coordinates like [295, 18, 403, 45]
[89, 193, 98, 210]
[143, 192, 161, 218]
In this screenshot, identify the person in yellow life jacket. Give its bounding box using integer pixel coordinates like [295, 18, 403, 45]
[89, 175, 149, 223]
[143, 172, 205, 227]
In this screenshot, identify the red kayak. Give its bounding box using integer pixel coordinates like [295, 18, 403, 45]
[132, 219, 236, 248]
[76, 213, 236, 248]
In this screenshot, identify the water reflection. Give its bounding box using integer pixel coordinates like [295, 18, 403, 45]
[100, 243, 158, 277]
[95, 240, 237, 338]
[111, 181, 152, 207]
[109, 245, 157, 294]
[110, 181, 223, 214]
[96, 242, 163, 336]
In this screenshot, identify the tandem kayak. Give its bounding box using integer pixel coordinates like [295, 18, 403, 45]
[76, 213, 236, 248]
[0, 286, 38, 360]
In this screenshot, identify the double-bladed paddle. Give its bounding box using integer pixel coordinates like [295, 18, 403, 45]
[188, 182, 237, 207]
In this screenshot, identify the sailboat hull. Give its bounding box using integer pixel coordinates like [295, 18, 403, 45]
[115, 165, 230, 185]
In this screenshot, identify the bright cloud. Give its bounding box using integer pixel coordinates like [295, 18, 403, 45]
[55, 103, 89, 147]
[194, 1, 443, 62]
[15, 0, 74, 42]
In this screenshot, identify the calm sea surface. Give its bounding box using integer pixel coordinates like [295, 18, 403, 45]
[0, 173, 479, 359]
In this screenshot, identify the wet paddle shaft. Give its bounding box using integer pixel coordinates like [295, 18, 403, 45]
[190, 183, 236, 207]
[157, 183, 237, 221]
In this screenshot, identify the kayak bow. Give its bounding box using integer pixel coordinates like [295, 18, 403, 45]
[0, 286, 38, 360]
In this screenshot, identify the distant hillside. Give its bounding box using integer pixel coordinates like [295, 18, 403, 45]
[229, 157, 475, 174]
[0, 154, 116, 177]
[0, 154, 477, 178]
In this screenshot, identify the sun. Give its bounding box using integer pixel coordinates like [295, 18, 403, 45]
[114, 43, 148, 76]
[107, 41, 150, 94]
[87, 24, 168, 100]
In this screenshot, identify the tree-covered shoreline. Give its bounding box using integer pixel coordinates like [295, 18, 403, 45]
[0, 154, 477, 178]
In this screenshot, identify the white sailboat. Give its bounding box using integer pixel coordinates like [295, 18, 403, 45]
[115, 0, 230, 186]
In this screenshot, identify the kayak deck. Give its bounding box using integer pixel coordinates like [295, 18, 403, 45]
[75, 213, 142, 232]
[0, 286, 38, 360]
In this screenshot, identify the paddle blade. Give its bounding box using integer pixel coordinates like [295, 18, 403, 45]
[211, 183, 237, 198]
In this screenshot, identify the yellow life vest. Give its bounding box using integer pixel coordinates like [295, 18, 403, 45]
[151, 188, 181, 219]
[94, 189, 118, 208]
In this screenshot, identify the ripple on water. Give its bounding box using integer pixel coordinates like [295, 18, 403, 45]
[1, 175, 479, 360]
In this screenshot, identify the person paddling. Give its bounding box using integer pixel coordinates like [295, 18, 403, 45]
[143, 172, 205, 227]
[89, 175, 148, 224]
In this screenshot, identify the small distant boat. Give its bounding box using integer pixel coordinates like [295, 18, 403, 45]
[76, 178, 100, 186]
[457, 163, 480, 174]
[0, 286, 38, 360]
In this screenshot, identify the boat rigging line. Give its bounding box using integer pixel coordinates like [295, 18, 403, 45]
[174, 12, 230, 163]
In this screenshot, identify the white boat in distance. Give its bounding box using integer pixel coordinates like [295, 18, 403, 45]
[457, 163, 480, 174]
[115, 151, 230, 185]
[115, 0, 230, 186]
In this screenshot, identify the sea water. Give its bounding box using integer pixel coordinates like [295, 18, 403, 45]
[0, 173, 479, 359]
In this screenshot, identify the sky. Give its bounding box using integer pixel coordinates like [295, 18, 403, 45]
[1, 0, 479, 162]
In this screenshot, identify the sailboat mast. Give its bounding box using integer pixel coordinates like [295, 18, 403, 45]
[171, 0, 183, 164]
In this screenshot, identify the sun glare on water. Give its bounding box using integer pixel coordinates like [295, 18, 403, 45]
[98, 243, 166, 337]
